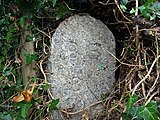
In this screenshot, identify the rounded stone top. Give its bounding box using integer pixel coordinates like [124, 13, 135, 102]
[48, 14, 116, 119]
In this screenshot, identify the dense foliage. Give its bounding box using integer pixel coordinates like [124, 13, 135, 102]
[0, 0, 159, 119]
[0, 0, 64, 119]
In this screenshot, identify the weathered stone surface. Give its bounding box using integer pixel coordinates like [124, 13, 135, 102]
[48, 14, 115, 119]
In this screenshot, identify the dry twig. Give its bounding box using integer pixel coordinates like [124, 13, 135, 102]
[113, 0, 132, 22]
[132, 55, 160, 96]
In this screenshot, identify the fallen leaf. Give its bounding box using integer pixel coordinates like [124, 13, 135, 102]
[13, 82, 35, 102]
[10, 16, 16, 21]
[22, 90, 32, 102]
[13, 94, 24, 102]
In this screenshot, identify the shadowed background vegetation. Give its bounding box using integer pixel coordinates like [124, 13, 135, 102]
[0, 0, 160, 119]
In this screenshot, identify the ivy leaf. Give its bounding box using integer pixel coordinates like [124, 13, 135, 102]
[44, 83, 50, 91]
[25, 35, 33, 42]
[4, 70, 11, 76]
[138, 5, 146, 13]
[6, 32, 12, 43]
[21, 103, 32, 118]
[122, 113, 132, 120]
[120, 0, 128, 6]
[56, 3, 70, 20]
[51, 0, 57, 7]
[151, 1, 160, 11]
[130, 106, 140, 118]
[3, 114, 12, 120]
[20, 17, 25, 28]
[126, 95, 138, 114]
[0, 6, 4, 16]
[137, 102, 158, 120]
[150, 14, 156, 20]
[49, 99, 59, 110]
[138, 1, 160, 20]
[120, 4, 127, 12]
[0, 57, 4, 71]
[144, 0, 155, 7]
[24, 53, 38, 65]
[0, 112, 12, 120]
[6, 26, 15, 43]
[138, 5, 152, 18]
[130, 8, 135, 14]
[126, 94, 138, 115]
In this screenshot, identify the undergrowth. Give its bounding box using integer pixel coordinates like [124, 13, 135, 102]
[0, 0, 160, 120]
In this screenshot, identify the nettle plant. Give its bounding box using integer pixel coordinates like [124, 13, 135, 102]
[120, 0, 160, 20]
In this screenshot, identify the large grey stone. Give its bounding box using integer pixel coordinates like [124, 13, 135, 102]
[48, 14, 115, 119]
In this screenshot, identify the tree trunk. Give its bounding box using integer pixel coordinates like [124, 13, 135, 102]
[20, 20, 36, 85]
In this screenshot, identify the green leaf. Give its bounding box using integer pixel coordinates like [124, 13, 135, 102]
[120, 4, 127, 12]
[120, 0, 128, 6]
[130, 106, 139, 118]
[151, 1, 160, 10]
[20, 17, 25, 28]
[0, 6, 4, 16]
[157, 12, 160, 18]
[139, 1, 160, 20]
[4, 70, 11, 76]
[126, 95, 138, 115]
[6, 32, 12, 43]
[138, 5, 152, 18]
[51, 0, 57, 7]
[3, 114, 12, 120]
[0, 57, 4, 71]
[0, 112, 12, 120]
[24, 52, 38, 65]
[138, 5, 146, 13]
[6, 25, 16, 43]
[44, 83, 50, 91]
[130, 8, 135, 14]
[101, 93, 107, 99]
[33, 109, 43, 119]
[25, 35, 33, 42]
[144, 0, 155, 7]
[122, 113, 132, 120]
[49, 99, 59, 110]
[150, 14, 156, 20]
[0, 41, 2, 47]
[56, 3, 70, 20]
[21, 103, 32, 118]
[137, 102, 158, 120]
